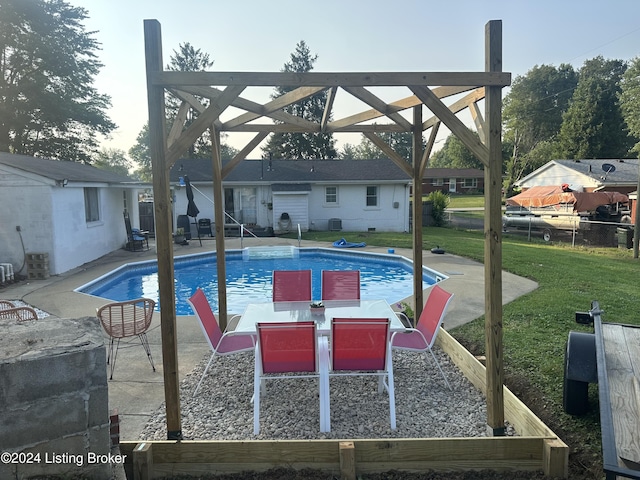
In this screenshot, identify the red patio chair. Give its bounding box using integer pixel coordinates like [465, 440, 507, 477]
[272, 270, 312, 302]
[329, 317, 395, 430]
[321, 270, 360, 301]
[391, 284, 454, 389]
[253, 321, 329, 434]
[188, 288, 256, 396]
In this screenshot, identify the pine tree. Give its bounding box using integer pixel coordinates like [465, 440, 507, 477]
[262, 41, 337, 159]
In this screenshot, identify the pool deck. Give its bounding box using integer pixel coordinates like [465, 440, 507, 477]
[1, 236, 537, 443]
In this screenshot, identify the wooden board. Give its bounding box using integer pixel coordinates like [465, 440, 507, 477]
[602, 324, 640, 469]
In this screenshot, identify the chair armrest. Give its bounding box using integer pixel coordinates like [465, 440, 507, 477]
[395, 311, 413, 329]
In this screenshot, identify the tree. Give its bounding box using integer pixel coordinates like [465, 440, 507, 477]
[429, 132, 484, 170]
[620, 56, 640, 156]
[129, 124, 152, 181]
[339, 132, 419, 161]
[129, 43, 238, 179]
[557, 56, 633, 159]
[0, 0, 115, 162]
[262, 41, 337, 159]
[93, 148, 132, 177]
[166, 42, 214, 158]
[502, 64, 577, 191]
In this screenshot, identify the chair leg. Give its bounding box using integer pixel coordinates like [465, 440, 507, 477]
[386, 350, 397, 430]
[138, 333, 156, 372]
[107, 337, 119, 380]
[318, 336, 330, 432]
[193, 354, 216, 397]
[427, 348, 452, 390]
[253, 346, 262, 435]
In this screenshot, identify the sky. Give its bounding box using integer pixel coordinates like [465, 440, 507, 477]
[72, 0, 640, 158]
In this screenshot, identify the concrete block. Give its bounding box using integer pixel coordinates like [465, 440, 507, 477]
[87, 385, 110, 429]
[1, 394, 88, 450]
[0, 316, 110, 479]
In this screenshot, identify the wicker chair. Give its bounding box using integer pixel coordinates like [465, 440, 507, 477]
[0, 300, 38, 322]
[96, 298, 156, 379]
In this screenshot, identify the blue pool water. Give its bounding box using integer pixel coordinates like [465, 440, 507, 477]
[77, 247, 446, 315]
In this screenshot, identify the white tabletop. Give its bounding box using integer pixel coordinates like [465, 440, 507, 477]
[235, 299, 405, 334]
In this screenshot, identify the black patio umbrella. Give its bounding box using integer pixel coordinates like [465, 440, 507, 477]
[184, 175, 202, 246]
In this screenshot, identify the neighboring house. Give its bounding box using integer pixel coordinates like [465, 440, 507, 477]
[169, 158, 411, 235]
[420, 168, 485, 195]
[515, 159, 640, 195]
[0, 153, 148, 276]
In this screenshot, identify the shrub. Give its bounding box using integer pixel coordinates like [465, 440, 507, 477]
[428, 190, 450, 226]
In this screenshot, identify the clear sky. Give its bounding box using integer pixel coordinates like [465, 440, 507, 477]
[72, 0, 640, 157]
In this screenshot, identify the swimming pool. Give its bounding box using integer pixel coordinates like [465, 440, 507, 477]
[77, 247, 447, 315]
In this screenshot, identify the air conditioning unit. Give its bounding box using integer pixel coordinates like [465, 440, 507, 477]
[328, 218, 342, 231]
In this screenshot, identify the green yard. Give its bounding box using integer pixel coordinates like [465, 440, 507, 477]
[295, 226, 639, 477]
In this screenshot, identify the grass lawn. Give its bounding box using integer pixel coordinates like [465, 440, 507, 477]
[295, 226, 639, 477]
[447, 194, 485, 209]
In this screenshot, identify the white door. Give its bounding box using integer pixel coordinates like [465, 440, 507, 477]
[449, 178, 457, 193]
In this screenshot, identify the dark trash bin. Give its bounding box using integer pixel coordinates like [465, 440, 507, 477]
[617, 226, 633, 249]
[177, 215, 192, 240]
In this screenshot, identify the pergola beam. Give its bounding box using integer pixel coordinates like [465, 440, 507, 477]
[152, 71, 511, 87]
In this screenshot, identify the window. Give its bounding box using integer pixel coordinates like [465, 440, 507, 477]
[463, 178, 478, 188]
[431, 178, 443, 186]
[366, 186, 378, 207]
[325, 186, 338, 204]
[84, 187, 100, 222]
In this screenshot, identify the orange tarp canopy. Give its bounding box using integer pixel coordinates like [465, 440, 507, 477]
[507, 186, 628, 212]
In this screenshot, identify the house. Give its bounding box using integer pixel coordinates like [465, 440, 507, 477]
[169, 158, 411, 236]
[420, 168, 485, 195]
[0, 153, 148, 277]
[515, 159, 640, 195]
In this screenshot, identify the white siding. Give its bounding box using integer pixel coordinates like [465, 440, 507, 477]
[173, 182, 410, 234]
[273, 193, 309, 233]
[0, 164, 142, 275]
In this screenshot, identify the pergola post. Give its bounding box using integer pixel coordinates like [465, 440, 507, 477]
[484, 19, 505, 436]
[143, 19, 182, 440]
[211, 127, 229, 331]
[412, 106, 424, 323]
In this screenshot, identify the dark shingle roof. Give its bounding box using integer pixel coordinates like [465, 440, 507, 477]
[170, 158, 411, 184]
[555, 159, 639, 185]
[0, 152, 137, 184]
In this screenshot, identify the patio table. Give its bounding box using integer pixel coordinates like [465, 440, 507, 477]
[235, 299, 406, 335]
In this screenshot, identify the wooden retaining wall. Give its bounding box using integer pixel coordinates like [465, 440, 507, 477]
[120, 329, 568, 479]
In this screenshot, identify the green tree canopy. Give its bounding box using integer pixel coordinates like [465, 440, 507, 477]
[620, 56, 640, 156]
[129, 42, 238, 180]
[503, 64, 578, 150]
[0, 0, 115, 162]
[557, 56, 634, 159]
[166, 42, 214, 158]
[262, 41, 337, 159]
[339, 132, 418, 161]
[428, 132, 484, 170]
[502, 64, 578, 190]
[93, 148, 132, 177]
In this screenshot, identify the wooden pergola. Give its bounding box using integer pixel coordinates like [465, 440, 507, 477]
[144, 19, 510, 440]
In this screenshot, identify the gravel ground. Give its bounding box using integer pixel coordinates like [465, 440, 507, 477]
[140, 347, 505, 441]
